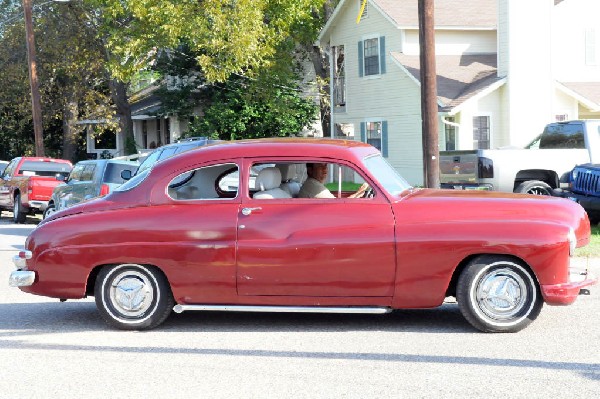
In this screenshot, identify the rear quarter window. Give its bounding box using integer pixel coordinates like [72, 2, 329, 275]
[18, 161, 72, 177]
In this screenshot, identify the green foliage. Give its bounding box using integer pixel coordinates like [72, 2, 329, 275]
[184, 78, 317, 140]
[89, 0, 329, 83]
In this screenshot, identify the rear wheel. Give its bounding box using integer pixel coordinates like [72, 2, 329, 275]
[95, 264, 174, 330]
[514, 180, 552, 196]
[13, 194, 26, 224]
[456, 256, 543, 333]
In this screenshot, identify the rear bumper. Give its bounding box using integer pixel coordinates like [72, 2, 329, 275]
[541, 268, 597, 305]
[28, 200, 48, 211]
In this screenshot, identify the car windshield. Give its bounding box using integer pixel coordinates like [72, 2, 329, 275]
[363, 154, 411, 196]
[114, 168, 150, 192]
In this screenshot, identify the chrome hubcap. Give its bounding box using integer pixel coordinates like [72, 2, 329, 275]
[44, 206, 56, 219]
[475, 268, 528, 321]
[109, 271, 154, 317]
[527, 187, 550, 195]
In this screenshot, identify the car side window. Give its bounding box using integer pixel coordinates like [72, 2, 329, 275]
[80, 164, 96, 182]
[168, 163, 239, 200]
[2, 159, 17, 178]
[249, 161, 371, 200]
[68, 165, 85, 182]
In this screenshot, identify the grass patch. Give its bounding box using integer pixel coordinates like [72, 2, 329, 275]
[324, 182, 362, 191]
[575, 223, 600, 258]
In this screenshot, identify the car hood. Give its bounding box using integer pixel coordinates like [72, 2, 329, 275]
[394, 188, 590, 244]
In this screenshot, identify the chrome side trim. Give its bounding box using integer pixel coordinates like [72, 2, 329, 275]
[9, 270, 36, 287]
[173, 304, 391, 314]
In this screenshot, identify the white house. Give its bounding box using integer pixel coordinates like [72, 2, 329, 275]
[317, 0, 600, 185]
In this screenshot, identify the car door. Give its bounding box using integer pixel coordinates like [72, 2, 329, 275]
[0, 158, 18, 208]
[59, 164, 85, 209]
[236, 159, 396, 298]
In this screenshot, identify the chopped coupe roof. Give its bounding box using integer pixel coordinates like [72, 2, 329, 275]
[157, 138, 377, 168]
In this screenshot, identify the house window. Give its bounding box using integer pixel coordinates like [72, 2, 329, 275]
[473, 116, 490, 149]
[366, 121, 382, 150]
[156, 119, 162, 147]
[165, 118, 171, 145]
[364, 38, 380, 76]
[445, 117, 457, 150]
[142, 120, 148, 149]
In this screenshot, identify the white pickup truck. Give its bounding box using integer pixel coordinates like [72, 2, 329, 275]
[439, 120, 600, 195]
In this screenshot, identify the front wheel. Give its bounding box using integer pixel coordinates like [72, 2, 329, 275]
[456, 256, 543, 333]
[13, 194, 26, 223]
[95, 264, 174, 330]
[514, 180, 552, 196]
[43, 203, 56, 219]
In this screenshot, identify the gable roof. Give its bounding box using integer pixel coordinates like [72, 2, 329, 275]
[557, 82, 600, 111]
[318, 0, 497, 44]
[373, 0, 497, 29]
[390, 53, 505, 113]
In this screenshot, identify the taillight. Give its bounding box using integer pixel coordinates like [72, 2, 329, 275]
[27, 181, 33, 195]
[99, 184, 110, 196]
[478, 157, 494, 178]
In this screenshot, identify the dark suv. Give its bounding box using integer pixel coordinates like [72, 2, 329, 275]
[123, 137, 220, 180]
[558, 164, 600, 224]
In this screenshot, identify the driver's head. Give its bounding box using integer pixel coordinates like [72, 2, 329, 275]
[306, 163, 328, 183]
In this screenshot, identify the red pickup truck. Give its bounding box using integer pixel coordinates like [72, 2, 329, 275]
[0, 157, 72, 223]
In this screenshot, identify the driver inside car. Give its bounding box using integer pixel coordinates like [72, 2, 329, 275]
[298, 162, 369, 199]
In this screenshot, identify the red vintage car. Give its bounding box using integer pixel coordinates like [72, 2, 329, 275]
[9, 139, 597, 332]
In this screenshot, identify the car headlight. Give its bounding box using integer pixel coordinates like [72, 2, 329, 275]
[568, 228, 577, 257]
[571, 169, 579, 181]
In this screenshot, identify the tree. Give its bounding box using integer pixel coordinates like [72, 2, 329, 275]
[93, 0, 338, 137]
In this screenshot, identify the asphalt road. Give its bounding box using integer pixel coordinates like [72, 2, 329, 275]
[0, 213, 599, 398]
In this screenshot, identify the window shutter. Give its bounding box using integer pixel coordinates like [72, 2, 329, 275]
[382, 121, 388, 157]
[379, 36, 386, 74]
[358, 41, 364, 77]
[360, 122, 366, 142]
[586, 29, 597, 65]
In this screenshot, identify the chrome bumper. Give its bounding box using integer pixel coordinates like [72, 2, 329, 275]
[28, 200, 48, 211]
[9, 270, 35, 287]
[9, 250, 35, 287]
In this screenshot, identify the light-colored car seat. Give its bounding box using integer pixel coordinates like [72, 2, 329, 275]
[277, 164, 303, 197]
[253, 167, 291, 199]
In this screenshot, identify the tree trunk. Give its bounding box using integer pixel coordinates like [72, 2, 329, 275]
[61, 91, 79, 162]
[109, 79, 135, 155]
[308, 45, 330, 138]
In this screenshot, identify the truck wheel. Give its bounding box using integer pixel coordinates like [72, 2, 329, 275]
[95, 264, 174, 330]
[514, 180, 552, 196]
[13, 194, 27, 224]
[456, 255, 543, 333]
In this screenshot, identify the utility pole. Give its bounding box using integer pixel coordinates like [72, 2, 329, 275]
[23, 0, 46, 156]
[418, 0, 439, 188]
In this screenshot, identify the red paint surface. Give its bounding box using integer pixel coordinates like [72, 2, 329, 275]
[20, 139, 595, 309]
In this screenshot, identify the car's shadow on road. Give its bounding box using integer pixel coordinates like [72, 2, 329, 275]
[0, 301, 598, 381]
[0, 300, 472, 335]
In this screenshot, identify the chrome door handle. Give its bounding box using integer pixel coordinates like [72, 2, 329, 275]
[241, 207, 262, 216]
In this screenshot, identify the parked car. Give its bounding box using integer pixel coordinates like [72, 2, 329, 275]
[43, 159, 138, 219]
[440, 120, 600, 195]
[9, 139, 596, 332]
[0, 160, 8, 176]
[0, 157, 72, 223]
[555, 163, 600, 224]
[123, 136, 221, 180]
